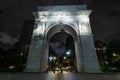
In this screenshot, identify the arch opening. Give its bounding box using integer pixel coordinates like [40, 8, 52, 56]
[48, 31, 77, 72]
[44, 24, 82, 73]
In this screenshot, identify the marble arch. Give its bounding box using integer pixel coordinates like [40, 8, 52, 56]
[24, 5, 100, 73]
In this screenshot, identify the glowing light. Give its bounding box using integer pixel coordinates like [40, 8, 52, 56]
[113, 53, 117, 56]
[64, 56, 67, 59]
[49, 57, 53, 61]
[8, 65, 15, 69]
[58, 14, 66, 18]
[53, 57, 56, 60]
[66, 50, 70, 55]
[20, 53, 23, 56]
[63, 71, 68, 74]
[39, 15, 45, 19]
[54, 14, 73, 22]
[38, 13, 49, 19]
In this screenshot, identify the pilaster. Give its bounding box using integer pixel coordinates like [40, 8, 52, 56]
[80, 35, 100, 73]
[24, 36, 44, 72]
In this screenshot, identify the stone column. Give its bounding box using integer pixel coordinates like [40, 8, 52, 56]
[40, 40, 49, 72]
[80, 36, 100, 73]
[74, 40, 84, 72]
[24, 37, 44, 72]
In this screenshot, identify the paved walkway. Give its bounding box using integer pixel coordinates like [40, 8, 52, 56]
[0, 71, 120, 80]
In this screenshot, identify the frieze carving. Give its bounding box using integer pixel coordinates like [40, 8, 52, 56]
[33, 20, 45, 37]
[33, 34, 44, 41]
[79, 23, 90, 35]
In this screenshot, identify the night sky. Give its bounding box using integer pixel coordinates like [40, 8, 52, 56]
[0, 0, 120, 50]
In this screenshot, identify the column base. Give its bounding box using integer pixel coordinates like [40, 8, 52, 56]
[84, 68, 102, 73]
[24, 68, 41, 72]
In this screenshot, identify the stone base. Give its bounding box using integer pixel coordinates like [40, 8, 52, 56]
[84, 68, 102, 73]
[24, 68, 41, 72]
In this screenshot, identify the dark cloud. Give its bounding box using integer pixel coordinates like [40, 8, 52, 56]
[0, 32, 18, 45]
[0, 32, 18, 50]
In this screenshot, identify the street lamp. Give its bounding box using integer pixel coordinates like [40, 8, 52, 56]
[64, 56, 67, 59]
[66, 50, 70, 55]
[49, 56, 53, 61]
[49, 56, 53, 70]
[53, 57, 56, 60]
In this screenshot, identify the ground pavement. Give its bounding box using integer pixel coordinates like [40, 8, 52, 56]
[0, 71, 120, 80]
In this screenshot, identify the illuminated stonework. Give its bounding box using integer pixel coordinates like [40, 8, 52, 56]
[24, 5, 100, 73]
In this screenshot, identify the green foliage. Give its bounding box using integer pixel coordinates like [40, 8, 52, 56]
[99, 65, 107, 72]
[105, 39, 120, 72]
[111, 55, 120, 63]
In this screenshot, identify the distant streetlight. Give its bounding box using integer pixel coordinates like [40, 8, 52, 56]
[64, 56, 67, 59]
[20, 53, 23, 56]
[113, 53, 118, 56]
[53, 57, 56, 60]
[49, 56, 53, 70]
[8, 65, 15, 69]
[66, 50, 70, 55]
[49, 56, 53, 61]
